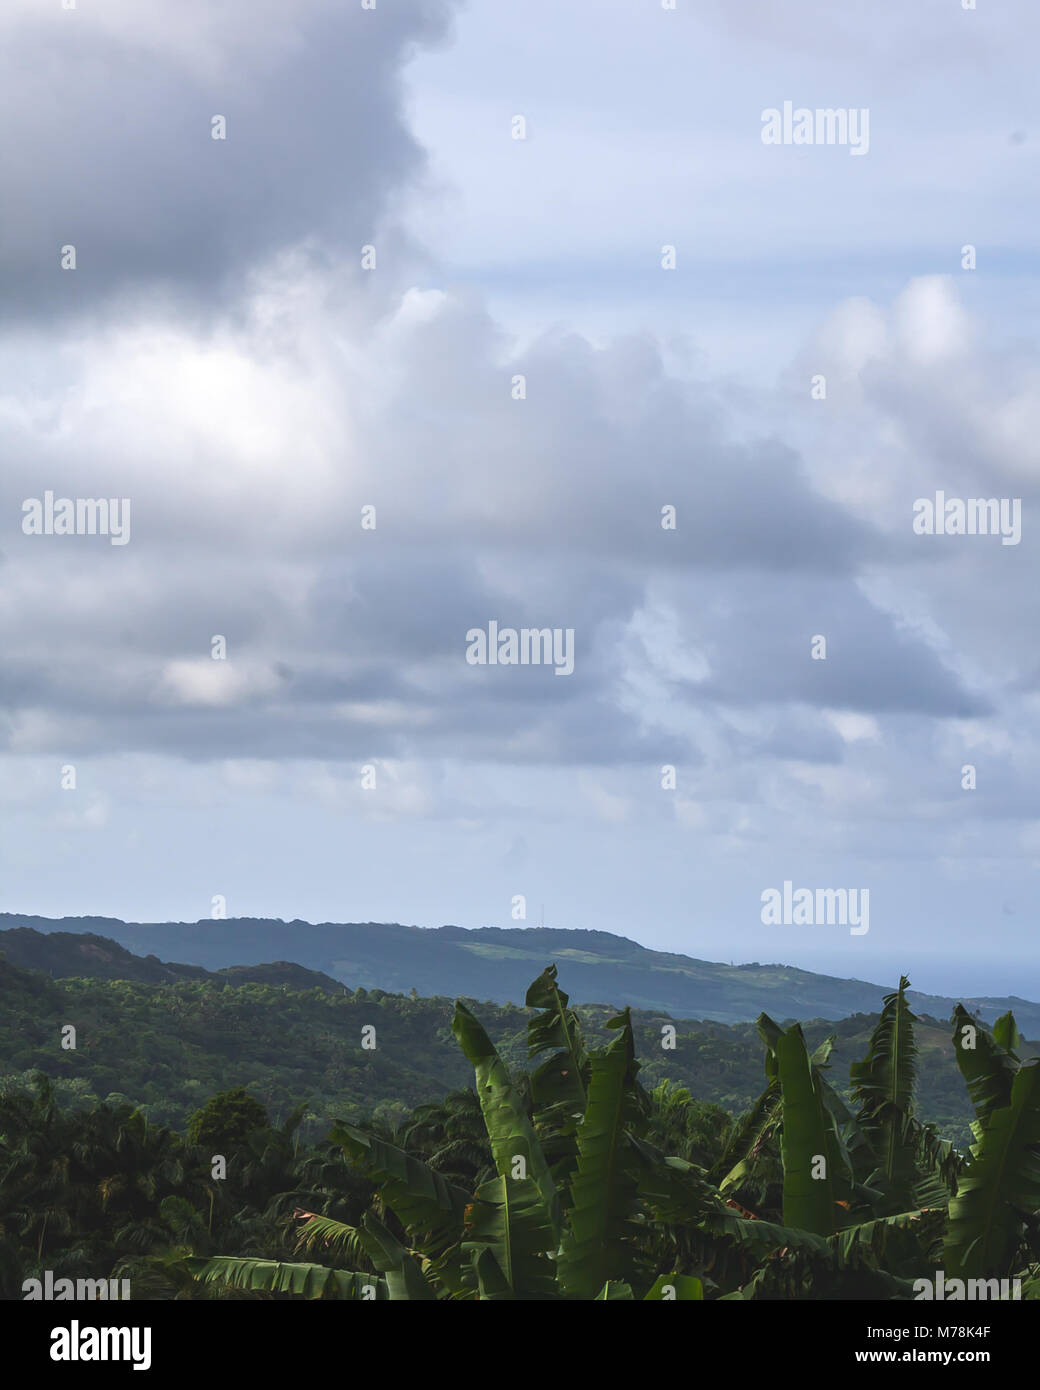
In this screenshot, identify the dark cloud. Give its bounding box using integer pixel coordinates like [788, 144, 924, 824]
[0, 0, 460, 316]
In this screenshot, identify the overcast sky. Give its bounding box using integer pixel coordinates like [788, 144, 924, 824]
[2, 0, 1038, 998]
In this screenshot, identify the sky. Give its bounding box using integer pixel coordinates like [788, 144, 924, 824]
[1, 0, 1038, 998]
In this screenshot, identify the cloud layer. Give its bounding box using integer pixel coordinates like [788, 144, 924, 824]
[1, 1, 1037, 996]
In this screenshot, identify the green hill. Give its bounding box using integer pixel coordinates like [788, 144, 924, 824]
[0, 926, 344, 991]
[1, 930, 1022, 1147]
[2, 913, 1037, 1031]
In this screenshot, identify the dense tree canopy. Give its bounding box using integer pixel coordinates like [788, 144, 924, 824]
[3, 966, 1039, 1300]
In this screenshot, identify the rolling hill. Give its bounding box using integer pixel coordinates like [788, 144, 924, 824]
[0, 928, 1018, 1147]
[2, 912, 1037, 1031]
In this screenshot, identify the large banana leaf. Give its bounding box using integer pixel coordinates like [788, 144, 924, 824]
[915, 1122, 962, 1199]
[329, 1122, 469, 1253]
[815, 1068, 870, 1207]
[850, 977, 917, 1115]
[759, 1014, 841, 1235]
[704, 1209, 831, 1256]
[717, 1155, 757, 1197]
[644, 1273, 703, 1300]
[556, 1010, 647, 1299]
[831, 1207, 944, 1278]
[714, 1077, 780, 1191]
[594, 1281, 635, 1299]
[944, 1060, 1040, 1278]
[994, 1011, 1024, 1055]
[713, 1210, 928, 1301]
[452, 1001, 561, 1242]
[849, 977, 921, 1207]
[950, 1005, 1020, 1121]
[185, 1256, 387, 1299]
[351, 1211, 437, 1300]
[469, 1245, 514, 1300]
[462, 1173, 558, 1298]
[525, 964, 588, 1115]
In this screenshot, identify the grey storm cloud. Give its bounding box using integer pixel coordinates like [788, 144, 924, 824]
[0, 0, 460, 315]
[0, 7, 1024, 802]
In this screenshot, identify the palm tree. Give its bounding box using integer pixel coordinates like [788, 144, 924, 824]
[397, 1089, 495, 1188]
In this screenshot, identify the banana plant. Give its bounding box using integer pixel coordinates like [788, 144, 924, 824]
[944, 1007, 1040, 1279]
[525, 962, 588, 1122]
[849, 976, 921, 1211]
[711, 982, 958, 1296]
[187, 966, 702, 1300]
[754, 1015, 851, 1236]
[555, 1009, 648, 1298]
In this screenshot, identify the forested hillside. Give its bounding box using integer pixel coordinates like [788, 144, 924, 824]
[0, 944, 996, 1145]
[5, 914, 1039, 1032]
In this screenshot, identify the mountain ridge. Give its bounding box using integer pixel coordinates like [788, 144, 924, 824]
[2, 913, 1035, 1031]
[0, 930, 1013, 1147]
[0, 926, 345, 992]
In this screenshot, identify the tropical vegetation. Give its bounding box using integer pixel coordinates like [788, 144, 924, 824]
[5, 964, 1033, 1300]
